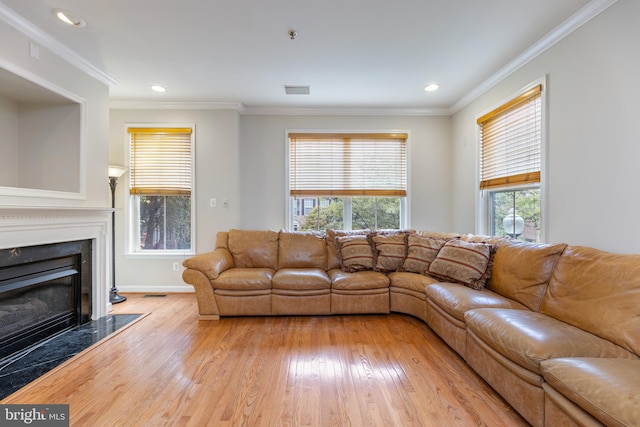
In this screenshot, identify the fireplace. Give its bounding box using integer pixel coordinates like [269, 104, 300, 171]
[0, 240, 92, 359]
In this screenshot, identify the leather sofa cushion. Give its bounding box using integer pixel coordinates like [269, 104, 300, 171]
[215, 231, 229, 249]
[388, 271, 439, 294]
[465, 308, 635, 374]
[212, 268, 274, 290]
[278, 231, 327, 269]
[272, 268, 331, 290]
[329, 269, 389, 291]
[426, 283, 526, 322]
[486, 240, 567, 311]
[228, 229, 279, 269]
[541, 357, 640, 427]
[541, 245, 640, 355]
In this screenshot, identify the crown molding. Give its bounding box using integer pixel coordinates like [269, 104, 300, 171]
[449, 0, 618, 115]
[109, 101, 449, 116]
[240, 106, 450, 116]
[109, 100, 244, 111]
[0, 3, 118, 87]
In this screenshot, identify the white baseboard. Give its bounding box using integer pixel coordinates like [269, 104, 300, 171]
[117, 285, 194, 293]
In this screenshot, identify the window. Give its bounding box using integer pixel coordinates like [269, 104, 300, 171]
[128, 127, 194, 253]
[288, 132, 408, 231]
[478, 83, 543, 242]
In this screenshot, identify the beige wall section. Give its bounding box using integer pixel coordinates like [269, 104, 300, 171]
[450, 0, 640, 253]
[0, 20, 110, 208]
[239, 115, 453, 232]
[109, 109, 241, 292]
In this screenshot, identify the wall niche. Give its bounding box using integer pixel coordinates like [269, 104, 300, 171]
[0, 64, 84, 198]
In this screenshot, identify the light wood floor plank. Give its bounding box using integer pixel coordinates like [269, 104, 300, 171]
[2, 293, 528, 426]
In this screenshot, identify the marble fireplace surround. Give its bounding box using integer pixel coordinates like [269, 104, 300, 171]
[0, 207, 112, 320]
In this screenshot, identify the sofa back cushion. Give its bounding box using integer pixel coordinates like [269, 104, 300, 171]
[278, 231, 327, 269]
[228, 229, 279, 269]
[540, 245, 640, 355]
[215, 231, 229, 249]
[487, 241, 567, 311]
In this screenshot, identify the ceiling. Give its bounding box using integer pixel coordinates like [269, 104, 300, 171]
[1, 0, 602, 113]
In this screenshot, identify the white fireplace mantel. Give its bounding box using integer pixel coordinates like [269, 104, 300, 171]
[0, 206, 113, 319]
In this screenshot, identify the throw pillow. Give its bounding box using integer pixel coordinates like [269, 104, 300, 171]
[326, 229, 370, 270]
[400, 235, 447, 273]
[428, 239, 496, 290]
[335, 235, 374, 272]
[371, 233, 408, 273]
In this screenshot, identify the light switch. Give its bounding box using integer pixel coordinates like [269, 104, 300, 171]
[209, 198, 217, 208]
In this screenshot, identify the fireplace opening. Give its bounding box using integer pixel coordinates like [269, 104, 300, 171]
[0, 240, 92, 359]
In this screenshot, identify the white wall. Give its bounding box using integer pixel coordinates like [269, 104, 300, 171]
[18, 103, 81, 192]
[239, 114, 452, 232]
[0, 96, 19, 187]
[109, 108, 241, 292]
[0, 20, 110, 208]
[450, 0, 640, 253]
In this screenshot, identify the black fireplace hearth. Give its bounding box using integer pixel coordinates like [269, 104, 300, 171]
[0, 240, 92, 359]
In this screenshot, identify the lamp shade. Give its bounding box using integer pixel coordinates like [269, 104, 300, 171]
[108, 165, 127, 178]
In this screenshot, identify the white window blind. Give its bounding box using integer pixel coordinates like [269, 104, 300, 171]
[128, 127, 192, 195]
[289, 133, 408, 197]
[478, 85, 542, 189]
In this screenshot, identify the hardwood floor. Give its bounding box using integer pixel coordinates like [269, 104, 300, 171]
[2, 294, 528, 426]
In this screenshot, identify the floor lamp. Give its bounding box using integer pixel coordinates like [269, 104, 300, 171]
[108, 165, 128, 304]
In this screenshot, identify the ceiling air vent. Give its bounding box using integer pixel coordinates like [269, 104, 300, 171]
[284, 85, 310, 95]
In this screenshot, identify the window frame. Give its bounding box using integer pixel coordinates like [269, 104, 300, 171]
[476, 78, 547, 242]
[285, 130, 411, 231]
[125, 124, 196, 257]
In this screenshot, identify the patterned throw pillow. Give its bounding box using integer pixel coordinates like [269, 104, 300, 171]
[399, 235, 447, 273]
[326, 229, 370, 270]
[371, 233, 408, 272]
[335, 235, 374, 272]
[427, 239, 496, 290]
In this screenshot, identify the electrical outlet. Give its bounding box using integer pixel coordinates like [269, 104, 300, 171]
[222, 198, 229, 208]
[172, 262, 180, 271]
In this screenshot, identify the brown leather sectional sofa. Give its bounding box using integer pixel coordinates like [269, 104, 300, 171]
[182, 229, 640, 427]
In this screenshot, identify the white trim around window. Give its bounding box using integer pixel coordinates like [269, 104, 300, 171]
[475, 77, 548, 242]
[124, 123, 196, 257]
[285, 129, 411, 231]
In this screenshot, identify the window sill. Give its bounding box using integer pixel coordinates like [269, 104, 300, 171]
[125, 251, 194, 260]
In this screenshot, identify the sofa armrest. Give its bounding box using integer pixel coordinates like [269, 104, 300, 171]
[182, 248, 234, 280]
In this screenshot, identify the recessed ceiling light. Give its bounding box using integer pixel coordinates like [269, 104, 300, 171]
[424, 83, 440, 92]
[151, 85, 167, 93]
[51, 9, 86, 27]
